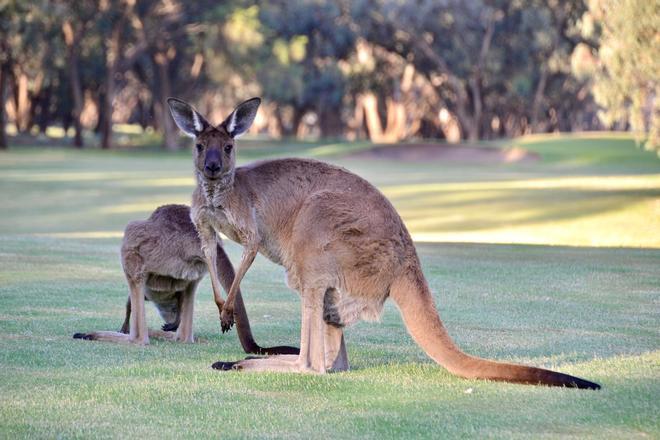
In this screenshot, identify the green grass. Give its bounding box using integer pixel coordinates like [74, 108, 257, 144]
[0, 133, 659, 438]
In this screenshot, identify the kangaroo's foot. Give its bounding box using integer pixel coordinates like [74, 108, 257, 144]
[211, 360, 241, 370]
[257, 345, 300, 355]
[72, 331, 144, 344]
[211, 355, 314, 373]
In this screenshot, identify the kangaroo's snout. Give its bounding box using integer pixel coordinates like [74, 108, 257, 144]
[205, 162, 221, 175]
[204, 149, 222, 178]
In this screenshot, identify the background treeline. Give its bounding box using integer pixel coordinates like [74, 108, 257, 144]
[0, 0, 657, 150]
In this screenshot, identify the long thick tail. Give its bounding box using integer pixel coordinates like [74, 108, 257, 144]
[390, 266, 600, 389]
[232, 289, 299, 355]
[215, 244, 299, 356]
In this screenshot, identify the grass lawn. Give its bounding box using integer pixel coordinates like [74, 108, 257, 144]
[0, 133, 658, 438]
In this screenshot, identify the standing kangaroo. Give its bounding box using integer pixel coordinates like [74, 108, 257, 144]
[73, 204, 298, 355]
[168, 97, 600, 388]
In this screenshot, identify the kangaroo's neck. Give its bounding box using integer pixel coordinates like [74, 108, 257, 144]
[197, 171, 235, 209]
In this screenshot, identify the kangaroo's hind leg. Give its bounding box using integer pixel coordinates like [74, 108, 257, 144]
[73, 278, 148, 344]
[120, 296, 131, 334]
[325, 324, 348, 372]
[175, 281, 197, 343]
[126, 278, 149, 344]
[213, 286, 327, 373]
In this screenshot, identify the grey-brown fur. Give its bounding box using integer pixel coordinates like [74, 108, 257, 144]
[74, 204, 298, 355]
[167, 97, 598, 388]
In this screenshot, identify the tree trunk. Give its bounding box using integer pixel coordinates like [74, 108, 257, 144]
[384, 97, 406, 141]
[35, 85, 52, 134]
[275, 106, 304, 138]
[318, 105, 344, 139]
[291, 107, 305, 139]
[101, 20, 123, 149]
[274, 107, 289, 137]
[360, 92, 406, 143]
[63, 20, 85, 148]
[467, 76, 482, 141]
[466, 16, 494, 141]
[154, 52, 178, 150]
[531, 68, 548, 132]
[94, 90, 105, 134]
[100, 73, 115, 149]
[346, 95, 366, 140]
[137, 98, 148, 130]
[0, 64, 7, 150]
[25, 68, 47, 135]
[13, 71, 31, 133]
[361, 93, 383, 141]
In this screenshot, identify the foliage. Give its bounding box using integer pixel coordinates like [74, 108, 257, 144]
[582, 0, 660, 153]
[0, 1, 658, 150]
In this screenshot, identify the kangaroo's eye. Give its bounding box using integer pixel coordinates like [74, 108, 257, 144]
[224, 144, 233, 154]
[196, 144, 203, 152]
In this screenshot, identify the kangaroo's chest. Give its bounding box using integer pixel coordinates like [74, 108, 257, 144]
[208, 207, 244, 244]
[208, 206, 283, 265]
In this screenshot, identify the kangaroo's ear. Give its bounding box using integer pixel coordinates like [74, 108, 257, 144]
[223, 97, 261, 138]
[167, 98, 209, 138]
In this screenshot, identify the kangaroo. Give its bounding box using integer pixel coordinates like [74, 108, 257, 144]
[167, 97, 600, 388]
[73, 204, 299, 355]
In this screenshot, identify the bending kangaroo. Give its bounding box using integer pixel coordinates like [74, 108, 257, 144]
[73, 204, 299, 355]
[168, 97, 600, 388]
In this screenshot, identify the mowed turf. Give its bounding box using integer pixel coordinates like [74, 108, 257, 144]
[0, 133, 658, 438]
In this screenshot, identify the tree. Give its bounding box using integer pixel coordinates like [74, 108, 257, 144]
[0, 0, 43, 147]
[0, 0, 620, 146]
[257, 1, 356, 138]
[58, 0, 101, 147]
[352, 0, 593, 141]
[583, 0, 659, 152]
[0, 56, 7, 150]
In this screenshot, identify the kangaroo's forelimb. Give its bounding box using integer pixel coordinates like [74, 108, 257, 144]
[220, 242, 258, 332]
[197, 223, 226, 315]
[215, 243, 299, 355]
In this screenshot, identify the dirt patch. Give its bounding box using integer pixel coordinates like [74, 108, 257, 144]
[349, 143, 540, 164]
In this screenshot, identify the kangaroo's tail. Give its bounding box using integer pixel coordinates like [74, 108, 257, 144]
[389, 265, 600, 389]
[233, 289, 299, 355]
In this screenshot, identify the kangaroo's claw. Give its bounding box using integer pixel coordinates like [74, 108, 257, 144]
[220, 308, 235, 333]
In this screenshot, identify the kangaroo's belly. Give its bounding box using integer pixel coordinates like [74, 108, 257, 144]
[323, 288, 386, 327]
[257, 233, 284, 265]
[143, 281, 185, 325]
[145, 274, 195, 294]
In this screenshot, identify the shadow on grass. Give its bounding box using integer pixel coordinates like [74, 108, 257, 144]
[394, 186, 660, 232]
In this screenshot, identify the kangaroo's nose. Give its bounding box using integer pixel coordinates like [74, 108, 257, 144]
[205, 162, 221, 174]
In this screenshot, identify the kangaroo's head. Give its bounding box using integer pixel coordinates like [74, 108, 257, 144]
[167, 97, 261, 182]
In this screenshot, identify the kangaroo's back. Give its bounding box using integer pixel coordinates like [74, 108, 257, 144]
[235, 158, 413, 262]
[122, 204, 206, 281]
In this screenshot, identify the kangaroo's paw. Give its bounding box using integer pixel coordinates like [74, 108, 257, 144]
[220, 308, 235, 333]
[72, 332, 95, 341]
